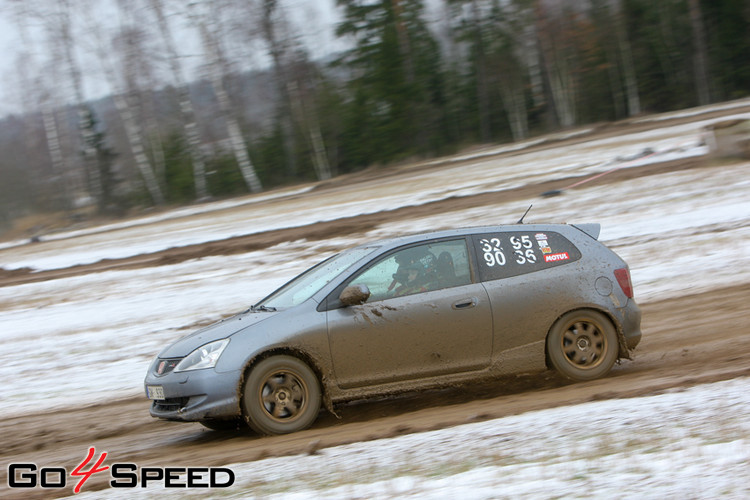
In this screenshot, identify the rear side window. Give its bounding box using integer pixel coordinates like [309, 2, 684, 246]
[472, 231, 581, 281]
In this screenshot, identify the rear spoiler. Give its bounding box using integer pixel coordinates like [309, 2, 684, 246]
[571, 223, 601, 240]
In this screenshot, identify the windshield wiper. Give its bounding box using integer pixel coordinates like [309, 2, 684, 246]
[250, 304, 277, 312]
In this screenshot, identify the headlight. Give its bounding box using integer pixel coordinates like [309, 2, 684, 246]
[174, 339, 230, 372]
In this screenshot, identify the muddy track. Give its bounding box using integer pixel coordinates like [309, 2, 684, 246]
[2, 282, 749, 498]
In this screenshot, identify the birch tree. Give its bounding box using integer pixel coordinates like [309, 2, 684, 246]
[259, 0, 332, 180]
[10, 0, 78, 210]
[81, 0, 165, 205]
[534, 0, 578, 128]
[259, 0, 297, 177]
[495, 1, 529, 141]
[189, 0, 263, 193]
[50, 0, 102, 207]
[113, 1, 168, 189]
[148, 0, 210, 200]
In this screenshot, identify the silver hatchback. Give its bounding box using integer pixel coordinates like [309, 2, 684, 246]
[145, 223, 641, 435]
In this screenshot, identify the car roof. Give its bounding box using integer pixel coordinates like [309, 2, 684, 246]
[352, 223, 599, 252]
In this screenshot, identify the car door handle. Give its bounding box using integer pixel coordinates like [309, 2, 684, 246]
[452, 297, 477, 310]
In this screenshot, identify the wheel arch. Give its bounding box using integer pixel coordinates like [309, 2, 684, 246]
[239, 347, 332, 415]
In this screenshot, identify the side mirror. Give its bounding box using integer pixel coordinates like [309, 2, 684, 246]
[339, 284, 371, 306]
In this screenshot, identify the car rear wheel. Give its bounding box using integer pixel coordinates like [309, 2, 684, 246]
[242, 355, 321, 435]
[547, 310, 618, 381]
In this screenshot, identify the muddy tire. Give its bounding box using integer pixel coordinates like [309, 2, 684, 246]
[547, 310, 619, 381]
[242, 355, 321, 435]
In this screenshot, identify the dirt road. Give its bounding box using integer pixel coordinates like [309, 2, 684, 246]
[2, 282, 749, 498]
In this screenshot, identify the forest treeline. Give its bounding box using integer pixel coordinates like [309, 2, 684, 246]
[0, 0, 748, 230]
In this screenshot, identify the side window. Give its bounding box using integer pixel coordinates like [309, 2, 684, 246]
[472, 231, 581, 281]
[350, 239, 472, 302]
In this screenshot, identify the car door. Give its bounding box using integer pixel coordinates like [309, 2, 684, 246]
[326, 238, 493, 389]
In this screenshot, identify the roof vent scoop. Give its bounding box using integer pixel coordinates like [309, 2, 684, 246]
[572, 223, 601, 240]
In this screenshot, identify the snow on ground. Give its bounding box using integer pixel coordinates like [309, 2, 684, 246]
[3, 101, 750, 497]
[2, 159, 749, 417]
[0, 185, 315, 252]
[0, 238, 357, 416]
[1, 110, 746, 272]
[73, 377, 750, 499]
[1, 105, 750, 416]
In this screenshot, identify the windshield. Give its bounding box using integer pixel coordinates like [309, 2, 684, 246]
[255, 246, 377, 309]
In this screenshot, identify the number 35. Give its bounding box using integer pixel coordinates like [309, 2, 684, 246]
[510, 236, 537, 264]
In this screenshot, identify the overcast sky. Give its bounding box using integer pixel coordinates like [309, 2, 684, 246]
[0, 0, 452, 119]
[0, 0, 351, 118]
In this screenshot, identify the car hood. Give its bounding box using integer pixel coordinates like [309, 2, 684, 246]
[158, 311, 276, 358]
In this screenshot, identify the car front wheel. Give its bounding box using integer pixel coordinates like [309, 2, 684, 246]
[547, 310, 619, 381]
[242, 355, 321, 435]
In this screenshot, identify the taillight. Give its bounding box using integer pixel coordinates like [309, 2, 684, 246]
[614, 268, 634, 298]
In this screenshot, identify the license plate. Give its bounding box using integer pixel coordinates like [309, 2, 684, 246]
[147, 385, 165, 400]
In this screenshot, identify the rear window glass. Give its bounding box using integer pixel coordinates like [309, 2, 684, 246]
[472, 231, 581, 281]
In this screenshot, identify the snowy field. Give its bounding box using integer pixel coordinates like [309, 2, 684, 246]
[2, 101, 750, 498]
[73, 377, 750, 499]
[1, 108, 749, 415]
[0, 109, 745, 272]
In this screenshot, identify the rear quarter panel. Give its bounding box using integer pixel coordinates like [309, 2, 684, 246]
[476, 225, 625, 373]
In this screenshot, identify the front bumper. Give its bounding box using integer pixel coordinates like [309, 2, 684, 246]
[144, 364, 242, 422]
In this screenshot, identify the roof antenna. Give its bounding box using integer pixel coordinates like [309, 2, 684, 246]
[517, 205, 532, 224]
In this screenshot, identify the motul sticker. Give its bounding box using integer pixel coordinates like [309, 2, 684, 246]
[544, 252, 569, 262]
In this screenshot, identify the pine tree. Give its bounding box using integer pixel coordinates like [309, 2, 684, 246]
[335, 0, 444, 165]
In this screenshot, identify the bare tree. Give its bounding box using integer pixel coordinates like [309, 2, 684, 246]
[113, 1, 169, 188]
[260, 0, 298, 177]
[534, 0, 577, 128]
[189, 0, 263, 193]
[286, 62, 333, 180]
[9, 0, 77, 210]
[50, 0, 103, 207]
[522, 14, 546, 113]
[258, 0, 332, 180]
[616, 6, 640, 116]
[446, 0, 492, 141]
[80, 0, 165, 205]
[496, 1, 529, 141]
[148, 0, 210, 200]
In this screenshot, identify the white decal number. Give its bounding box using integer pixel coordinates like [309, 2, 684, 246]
[480, 238, 506, 267]
[510, 235, 537, 265]
[510, 235, 533, 250]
